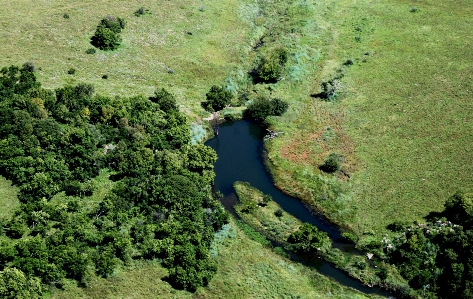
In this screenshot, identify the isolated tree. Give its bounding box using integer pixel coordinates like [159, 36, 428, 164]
[91, 16, 126, 51]
[201, 85, 232, 112]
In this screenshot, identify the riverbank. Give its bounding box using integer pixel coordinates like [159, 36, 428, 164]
[233, 182, 408, 296]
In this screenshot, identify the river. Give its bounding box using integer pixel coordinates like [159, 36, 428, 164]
[205, 120, 393, 297]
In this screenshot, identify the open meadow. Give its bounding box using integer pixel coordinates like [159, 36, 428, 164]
[262, 0, 473, 241]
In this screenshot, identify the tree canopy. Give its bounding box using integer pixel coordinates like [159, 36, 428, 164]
[0, 65, 227, 293]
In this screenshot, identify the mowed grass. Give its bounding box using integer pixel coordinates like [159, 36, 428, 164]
[0, 176, 19, 221]
[261, 0, 473, 239]
[48, 219, 374, 299]
[0, 0, 258, 117]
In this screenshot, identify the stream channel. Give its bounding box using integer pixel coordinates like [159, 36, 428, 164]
[205, 120, 393, 297]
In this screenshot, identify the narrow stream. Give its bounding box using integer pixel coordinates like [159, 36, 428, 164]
[205, 120, 393, 297]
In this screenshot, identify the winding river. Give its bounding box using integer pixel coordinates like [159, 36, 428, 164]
[205, 120, 392, 297]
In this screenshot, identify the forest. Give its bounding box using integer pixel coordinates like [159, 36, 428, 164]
[0, 64, 228, 296]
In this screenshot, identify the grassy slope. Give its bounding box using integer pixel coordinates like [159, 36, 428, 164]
[263, 0, 473, 239]
[0, 0, 255, 117]
[48, 219, 372, 299]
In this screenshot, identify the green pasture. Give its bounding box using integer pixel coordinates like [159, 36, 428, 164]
[0, 0, 259, 118]
[260, 0, 473, 241]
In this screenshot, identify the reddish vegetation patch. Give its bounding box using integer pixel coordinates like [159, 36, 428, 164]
[279, 132, 323, 165]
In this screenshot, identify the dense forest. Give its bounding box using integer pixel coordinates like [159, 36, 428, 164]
[0, 64, 228, 297]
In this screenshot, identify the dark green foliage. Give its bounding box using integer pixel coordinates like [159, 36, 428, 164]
[287, 223, 329, 252]
[201, 85, 232, 112]
[134, 7, 150, 17]
[243, 97, 289, 120]
[85, 48, 96, 54]
[320, 153, 340, 173]
[261, 194, 273, 206]
[274, 208, 284, 217]
[385, 191, 473, 298]
[150, 88, 178, 113]
[0, 65, 225, 293]
[67, 68, 76, 75]
[63, 13, 69, 19]
[22, 62, 36, 73]
[90, 16, 125, 51]
[90, 27, 122, 51]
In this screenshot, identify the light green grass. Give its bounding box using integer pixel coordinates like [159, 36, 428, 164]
[48, 219, 374, 299]
[259, 0, 473, 241]
[0, 0, 260, 118]
[0, 176, 19, 221]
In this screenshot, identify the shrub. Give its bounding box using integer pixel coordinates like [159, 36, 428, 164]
[85, 48, 96, 54]
[102, 74, 108, 79]
[275, 208, 284, 217]
[134, 7, 149, 17]
[271, 98, 288, 116]
[254, 47, 288, 83]
[262, 194, 273, 206]
[90, 16, 125, 50]
[320, 153, 340, 173]
[91, 27, 122, 51]
[63, 13, 70, 19]
[243, 97, 289, 120]
[21, 62, 36, 72]
[67, 68, 76, 75]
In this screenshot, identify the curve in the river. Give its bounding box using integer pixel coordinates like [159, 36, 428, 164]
[205, 120, 393, 297]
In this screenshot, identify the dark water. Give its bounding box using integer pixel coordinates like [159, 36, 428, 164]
[205, 120, 393, 297]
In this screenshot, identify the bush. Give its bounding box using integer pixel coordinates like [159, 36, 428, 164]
[254, 47, 288, 83]
[320, 153, 340, 173]
[134, 7, 149, 17]
[85, 48, 96, 54]
[90, 16, 125, 51]
[21, 62, 36, 72]
[63, 13, 70, 19]
[91, 27, 122, 51]
[67, 68, 76, 75]
[275, 208, 284, 217]
[243, 97, 289, 120]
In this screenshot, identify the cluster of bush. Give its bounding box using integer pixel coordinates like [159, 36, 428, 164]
[91, 16, 126, 51]
[367, 191, 473, 298]
[0, 64, 228, 296]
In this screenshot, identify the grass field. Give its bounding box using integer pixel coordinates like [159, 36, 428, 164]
[0, 0, 260, 118]
[48, 218, 374, 299]
[260, 0, 473, 241]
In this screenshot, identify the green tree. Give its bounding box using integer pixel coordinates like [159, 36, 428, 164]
[91, 27, 122, 51]
[287, 223, 330, 252]
[201, 85, 232, 112]
[0, 267, 42, 299]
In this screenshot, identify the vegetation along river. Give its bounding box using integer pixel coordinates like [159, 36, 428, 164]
[205, 120, 392, 297]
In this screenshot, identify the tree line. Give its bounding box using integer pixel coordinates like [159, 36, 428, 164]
[0, 64, 228, 297]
